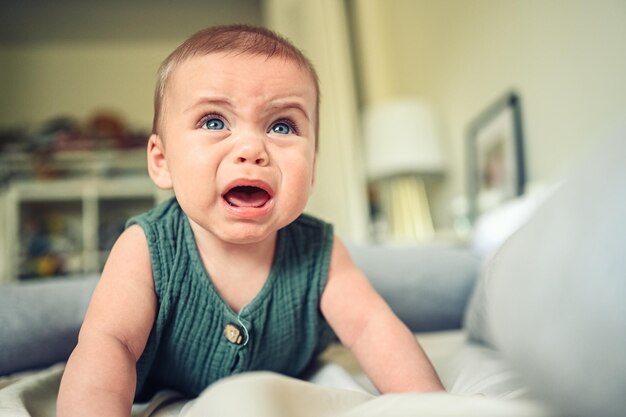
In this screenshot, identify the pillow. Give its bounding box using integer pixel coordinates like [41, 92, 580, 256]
[347, 243, 479, 332]
[464, 187, 554, 346]
[486, 126, 626, 417]
[463, 191, 555, 348]
[470, 188, 553, 259]
[0, 276, 97, 375]
[462, 256, 497, 347]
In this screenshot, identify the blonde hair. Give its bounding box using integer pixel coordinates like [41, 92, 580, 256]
[152, 24, 320, 144]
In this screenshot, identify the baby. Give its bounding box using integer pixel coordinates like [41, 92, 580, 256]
[57, 24, 443, 416]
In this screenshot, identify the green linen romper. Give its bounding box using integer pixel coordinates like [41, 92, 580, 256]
[127, 198, 336, 400]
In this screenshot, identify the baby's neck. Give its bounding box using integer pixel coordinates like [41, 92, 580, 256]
[191, 227, 277, 312]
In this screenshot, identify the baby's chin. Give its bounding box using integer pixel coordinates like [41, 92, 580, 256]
[202, 209, 303, 247]
[214, 224, 280, 246]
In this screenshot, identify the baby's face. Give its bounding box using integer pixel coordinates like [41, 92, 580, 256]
[154, 52, 317, 244]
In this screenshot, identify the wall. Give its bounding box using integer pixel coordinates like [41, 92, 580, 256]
[353, 0, 626, 228]
[0, 42, 174, 130]
[0, 0, 263, 130]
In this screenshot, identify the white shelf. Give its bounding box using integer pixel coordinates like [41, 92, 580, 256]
[10, 177, 157, 201]
[0, 175, 169, 282]
[0, 149, 148, 181]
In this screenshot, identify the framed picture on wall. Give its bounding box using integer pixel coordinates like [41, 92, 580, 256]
[467, 92, 526, 222]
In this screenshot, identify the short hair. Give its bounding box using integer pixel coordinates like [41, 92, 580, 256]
[152, 24, 320, 144]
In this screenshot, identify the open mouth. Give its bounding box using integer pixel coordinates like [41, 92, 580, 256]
[223, 185, 271, 208]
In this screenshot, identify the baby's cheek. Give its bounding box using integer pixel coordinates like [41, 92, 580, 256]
[295, 179, 314, 210]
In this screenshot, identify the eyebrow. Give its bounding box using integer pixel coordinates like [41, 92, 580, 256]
[266, 100, 311, 121]
[183, 96, 311, 121]
[184, 96, 233, 114]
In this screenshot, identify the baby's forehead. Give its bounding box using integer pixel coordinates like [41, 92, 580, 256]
[177, 51, 314, 80]
[166, 51, 318, 101]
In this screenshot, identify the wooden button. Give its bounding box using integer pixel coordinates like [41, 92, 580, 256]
[224, 323, 245, 345]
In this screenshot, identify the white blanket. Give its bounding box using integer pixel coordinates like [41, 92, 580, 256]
[0, 364, 556, 417]
[0, 332, 559, 417]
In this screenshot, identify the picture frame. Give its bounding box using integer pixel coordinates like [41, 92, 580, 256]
[467, 92, 526, 222]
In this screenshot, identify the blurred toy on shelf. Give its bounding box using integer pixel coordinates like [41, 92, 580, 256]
[0, 110, 150, 184]
[19, 208, 82, 279]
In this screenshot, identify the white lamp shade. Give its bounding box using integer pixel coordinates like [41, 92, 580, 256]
[363, 98, 445, 179]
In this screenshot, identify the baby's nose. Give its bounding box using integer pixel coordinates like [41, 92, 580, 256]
[237, 154, 268, 165]
[234, 135, 269, 166]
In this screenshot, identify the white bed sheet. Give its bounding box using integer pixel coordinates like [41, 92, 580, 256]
[0, 330, 556, 417]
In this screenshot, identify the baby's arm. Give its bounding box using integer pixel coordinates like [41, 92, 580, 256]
[57, 225, 156, 417]
[321, 237, 444, 393]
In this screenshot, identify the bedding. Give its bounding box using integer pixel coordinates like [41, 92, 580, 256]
[0, 332, 555, 417]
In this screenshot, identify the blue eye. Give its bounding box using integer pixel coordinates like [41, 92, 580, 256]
[202, 117, 225, 130]
[271, 122, 292, 135]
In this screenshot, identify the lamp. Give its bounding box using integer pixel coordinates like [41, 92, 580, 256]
[363, 98, 445, 242]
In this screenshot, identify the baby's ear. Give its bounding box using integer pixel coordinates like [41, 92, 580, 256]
[147, 134, 173, 189]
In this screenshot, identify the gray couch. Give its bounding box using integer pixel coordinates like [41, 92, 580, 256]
[0, 244, 479, 376]
[1, 125, 625, 417]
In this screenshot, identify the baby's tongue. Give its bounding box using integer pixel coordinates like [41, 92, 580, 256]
[224, 186, 270, 208]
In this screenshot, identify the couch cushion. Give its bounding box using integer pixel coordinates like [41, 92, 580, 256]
[486, 127, 626, 417]
[348, 243, 479, 332]
[0, 276, 97, 375]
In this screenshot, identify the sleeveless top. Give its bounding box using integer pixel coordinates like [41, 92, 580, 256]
[127, 198, 336, 400]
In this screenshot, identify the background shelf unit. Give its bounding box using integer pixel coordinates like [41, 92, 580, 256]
[0, 176, 168, 282]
